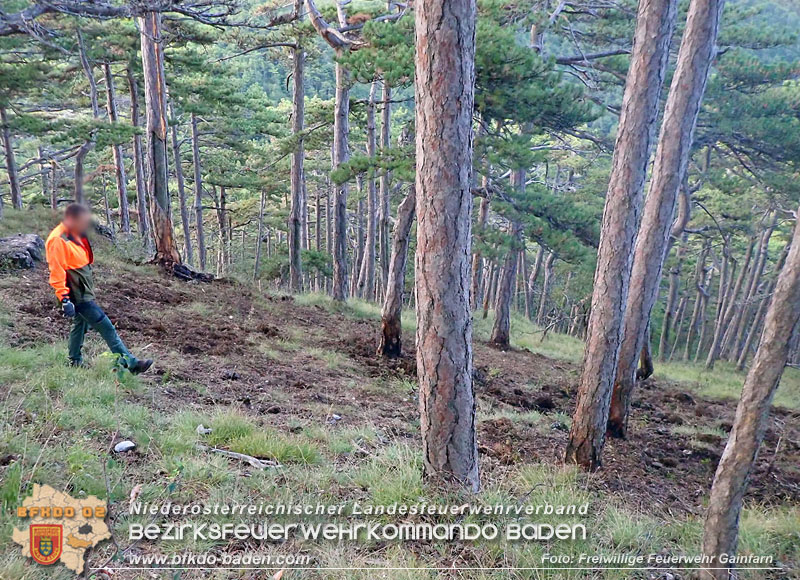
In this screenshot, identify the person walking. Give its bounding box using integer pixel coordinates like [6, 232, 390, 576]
[45, 203, 153, 373]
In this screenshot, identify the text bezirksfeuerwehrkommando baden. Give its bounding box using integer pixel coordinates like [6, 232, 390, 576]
[129, 521, 587, 542]
[128, 501, 591, 543]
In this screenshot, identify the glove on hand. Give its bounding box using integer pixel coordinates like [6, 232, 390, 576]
[61, 298, 76, 318]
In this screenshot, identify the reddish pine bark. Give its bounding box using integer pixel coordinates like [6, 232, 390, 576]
[415, 0, 479, 491]
[566, 0, 678, 469]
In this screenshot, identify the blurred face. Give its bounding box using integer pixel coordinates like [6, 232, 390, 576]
[63, 211, 92, 236]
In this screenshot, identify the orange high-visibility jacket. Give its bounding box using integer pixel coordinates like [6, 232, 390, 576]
[45, 223, 95, 303]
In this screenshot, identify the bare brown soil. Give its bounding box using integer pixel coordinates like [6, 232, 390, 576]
[2, 261, 798, 517]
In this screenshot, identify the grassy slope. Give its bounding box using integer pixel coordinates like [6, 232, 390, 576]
[0, 208, 797, 579]
[298, 292, 800, 410]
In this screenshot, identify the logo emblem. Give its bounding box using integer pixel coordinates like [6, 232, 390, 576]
[30, 524, 62, 565]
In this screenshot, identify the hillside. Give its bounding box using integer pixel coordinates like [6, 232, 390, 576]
[0, 209, 798, 579]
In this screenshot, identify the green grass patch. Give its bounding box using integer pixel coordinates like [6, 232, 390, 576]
[204, 409, 319, 464]
[295, 293, 417, 332]
[660, 360, 800, 410]
[474, 311, 586, 362]
[307, 346, 351, 370]
[228, 431, 320, 464]
[348, 444, 424, 505]
[0, 207, 60, 239]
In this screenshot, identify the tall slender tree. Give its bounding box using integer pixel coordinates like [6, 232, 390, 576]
[415, 0, 479, 491]
[139, 11, 180, 264]
[103, 63, 131, 233]
[378, 185, 415, 357]
[566, 0, 678, 470]
[74, 30, 100, 206]
[306, 0, 353, 302]
[127, 65, 153, 251]
[702, 229, 799, 578]
[190, 111, 206, 268]
[0, 106, 21, 210]
[288, 0, 306, 292]
[357, 81, 379, 299]
[169, 102, 193, 265]
[491, 170, 525, 349]
[609, 0, 724, 438]
[378, 79, 392, 295]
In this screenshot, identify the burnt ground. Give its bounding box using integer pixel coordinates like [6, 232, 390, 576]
[1, 260, 799, 518]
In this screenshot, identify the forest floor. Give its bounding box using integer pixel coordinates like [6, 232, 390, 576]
[0, 209, 798, 580]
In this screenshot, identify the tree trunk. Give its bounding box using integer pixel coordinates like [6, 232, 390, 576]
[520, 248, 530, 318]
[190, 112, 206, 269]
[217, 185, 229, 271]
[637, 324, 655, 380]
[38, 146, 47, 201]
[723, 233, 766, 356]
[104, 63, 131, 234]
[254, 188, 266, 281]
[315, 187, 322, 290]
[537, 252, 556, 326]
[706, 238, 754, 366]
[378, 187, 415, 357]
[49, 159, 57, 210]
[482, 261, 498, 319]
[139, 11, 180, 265]
[727, 217, 776, 362]
[353, 190, 364, 297]
[168, 103, 193, 265]
[332, 59, 350, 301]
[470, 196, 490, 309]
[718, 252, 738, 336]
[683, 241, 710, 360]
[491, 219, 522, 349]
[713, 249, 731, 334]
[736, 242, 791, 372]
[357, 81, 379, 300]
[515, 248, 524, 313]
[734, 287, 766, 372]
[526, 245, 545, 320]
[559, 271, 574, 333]
[716, 215, 775, 366]
[415, 0, 479, 492]
[378, 80, 392, 295]
[658, 235, 688, 360]
[491, 168, 525, 349]
[565, 0, 677, 470]
[0, 106, 22, 210]
[607, 0, 721, 439]
[289, 32, 306, 292]
[75, 31, 101, 207]
[701, 220, 800, 579]
[694, 263, 716, 361]
[127, 67, 152, 251]
[668, 293, 688, 360]
[73, 142, 92, 206]
[326, 179, 333, 254]
[100, 174, 112, 227]
[720, 253, 752, 358]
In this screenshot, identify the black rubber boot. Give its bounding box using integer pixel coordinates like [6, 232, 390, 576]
[128, 359, 154, 375]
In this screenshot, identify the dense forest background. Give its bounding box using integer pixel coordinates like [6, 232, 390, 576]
[1, 0, 800, 577]
[2, 0, 800, 371]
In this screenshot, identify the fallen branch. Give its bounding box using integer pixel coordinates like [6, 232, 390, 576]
[197, 443, 280, 469]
